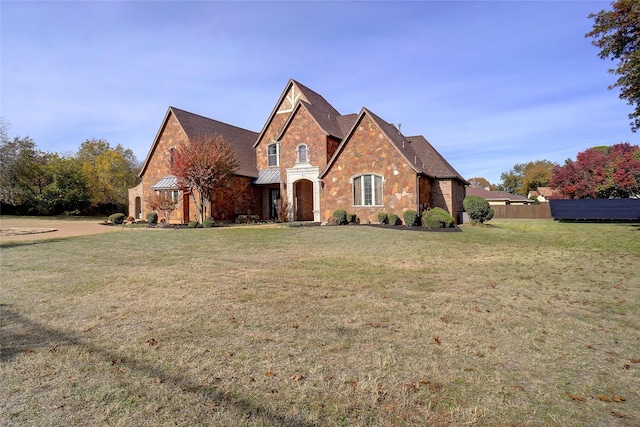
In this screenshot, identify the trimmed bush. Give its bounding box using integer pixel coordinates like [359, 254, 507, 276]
[388, 213, 400, 225]
[333, 209, 347, 225]
[347, 213, 357, 224]
[188, 221, 198, 228]
[403, 210, 419, 227]
[463, 195, 494, 224]
[146, 212, 158, 224]
[377, 212, 388, 224]
[108, 213, 125, 225]
[203, 218, 215, 228]
[422, 207, 454, 228]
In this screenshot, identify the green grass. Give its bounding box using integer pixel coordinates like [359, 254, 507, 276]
[1, 220, 639, 426]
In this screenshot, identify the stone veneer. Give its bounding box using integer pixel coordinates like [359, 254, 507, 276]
[321, 114, 420, 224]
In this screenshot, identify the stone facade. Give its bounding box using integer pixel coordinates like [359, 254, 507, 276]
[130, 79, 467, 224]
[321, 114, 419, 223]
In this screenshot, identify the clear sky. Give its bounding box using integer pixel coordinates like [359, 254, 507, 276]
[1, 0, 636, 184]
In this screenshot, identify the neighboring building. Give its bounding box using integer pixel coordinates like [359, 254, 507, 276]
[466, 187, 533, 205]
[129, 79, 468, 224]
[528, 186, 563, 202]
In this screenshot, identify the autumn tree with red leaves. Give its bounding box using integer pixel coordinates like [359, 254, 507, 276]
[169, 134, 238, 225]
[146, 191, 178, 225]
[551, 143, 640, 199]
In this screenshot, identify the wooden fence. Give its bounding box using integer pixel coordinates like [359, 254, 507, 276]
[491, 203, 552, 219]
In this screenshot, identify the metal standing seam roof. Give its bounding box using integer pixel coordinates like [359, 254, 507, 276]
[150, 175, 179, 190]
[254, 169, 281, 185]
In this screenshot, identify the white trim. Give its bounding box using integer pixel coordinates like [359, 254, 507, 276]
[267, 142, 280, 167]
[352, 173, 384, 207]
[286, 165, 321, 222]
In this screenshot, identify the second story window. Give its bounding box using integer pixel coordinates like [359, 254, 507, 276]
[297, 144, 308, 163]
[268, 143, 279, 167]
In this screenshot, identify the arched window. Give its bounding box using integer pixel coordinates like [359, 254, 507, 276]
[169, 147, 176, 167]
[267, 143, 279, 167]
[352, 174, 383, 206]
[297, 144, 308, 163]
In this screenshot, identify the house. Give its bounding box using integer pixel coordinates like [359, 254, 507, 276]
[128, 79, 468, 224]
[466, 187, 533, 205]
[528, 186, 562, 202]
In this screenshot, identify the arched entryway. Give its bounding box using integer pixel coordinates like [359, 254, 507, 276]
[134, 197, 142, 219]
[294, 179, 314, 221]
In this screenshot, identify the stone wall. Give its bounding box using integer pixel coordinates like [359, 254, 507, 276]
[321, 114, 418, 224]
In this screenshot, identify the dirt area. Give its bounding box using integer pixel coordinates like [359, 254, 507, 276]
[0, 217, 122, 241]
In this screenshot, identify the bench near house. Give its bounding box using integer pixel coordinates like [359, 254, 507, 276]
[129, 79, 468, 224]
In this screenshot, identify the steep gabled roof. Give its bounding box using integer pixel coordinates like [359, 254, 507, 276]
[320, 108, 467, 184]
[253, 78, 341, 148]
[275, 100, 345, 141]
[139, 107, 259, 178]
[406, 135, 467, 183]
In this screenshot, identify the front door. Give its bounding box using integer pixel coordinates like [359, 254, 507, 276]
[269, 188, 280, 220]
[294, 179, 314, 221]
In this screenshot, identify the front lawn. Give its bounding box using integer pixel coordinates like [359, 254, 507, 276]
[1, 220, 638, 426]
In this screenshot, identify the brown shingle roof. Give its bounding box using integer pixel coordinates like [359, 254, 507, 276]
[406, 135, 467, 182]
[171, 107, 258, 178]
[466, 187, 531, 202]
[140, 107, 258, 178]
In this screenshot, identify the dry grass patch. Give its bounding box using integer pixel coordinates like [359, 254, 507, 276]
[1, 220, 639, 426]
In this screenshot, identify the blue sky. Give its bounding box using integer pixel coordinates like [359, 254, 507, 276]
[1, 0, 636, 184]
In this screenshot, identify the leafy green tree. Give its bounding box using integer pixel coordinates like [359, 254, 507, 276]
[499, 160, 555, 195]
[587, 0, 640, 131]
[77, 139, 140, 212]
[463, 195, 494, 224]
[499, 163, 526, 194]
[0, 136, 48, 212]
[39, 155, 90, 214]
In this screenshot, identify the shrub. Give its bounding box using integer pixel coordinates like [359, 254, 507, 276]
[108, 213, 125, 225]
[146, 212, 158, 224]
[203, 218, 215, 228]
[188, 221, 198, 228]
[463, 195, 494, 224]
[388, 213, 400, 225]
[403, 210, 419, 227]
[422, 208, 454, 228]
[333, 209, 347, 225]
[347, 213, 357, 224]
[377, 212, 388, 224]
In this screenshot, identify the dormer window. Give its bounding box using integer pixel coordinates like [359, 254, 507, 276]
[297, 144, 308, 163]
[267, 143, 279, 167]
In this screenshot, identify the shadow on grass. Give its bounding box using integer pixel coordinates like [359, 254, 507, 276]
[0, 238, 71, 249]
[0, 304, 307, 426]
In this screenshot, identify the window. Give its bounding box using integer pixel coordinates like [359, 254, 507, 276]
[353, 174, 383, 206]
[169, 147, 175, 167]
[297, 144, 308, 163]
[267, 143, 279, 167]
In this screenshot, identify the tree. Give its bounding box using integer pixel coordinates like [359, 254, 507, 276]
[550, 142, 640, 198]
[170, 134, 238, 225]
[39, 155, 90, 215]
[467, 177, 491, 189]
[146, 191, 178, 225]
[77, 139, 140, 212]
[0, 136, 48, 212]
[463, 195, 494, 224]
[587, 0, 640, 132]
[499, 160, 555, 195]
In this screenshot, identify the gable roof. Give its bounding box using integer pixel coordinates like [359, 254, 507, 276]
[320, 107, 466, 183]
[253, 78, 341, 148]
[466, 187, 532, 203]
[139, 107, 259, 178]
[275, 100, 346, 142]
